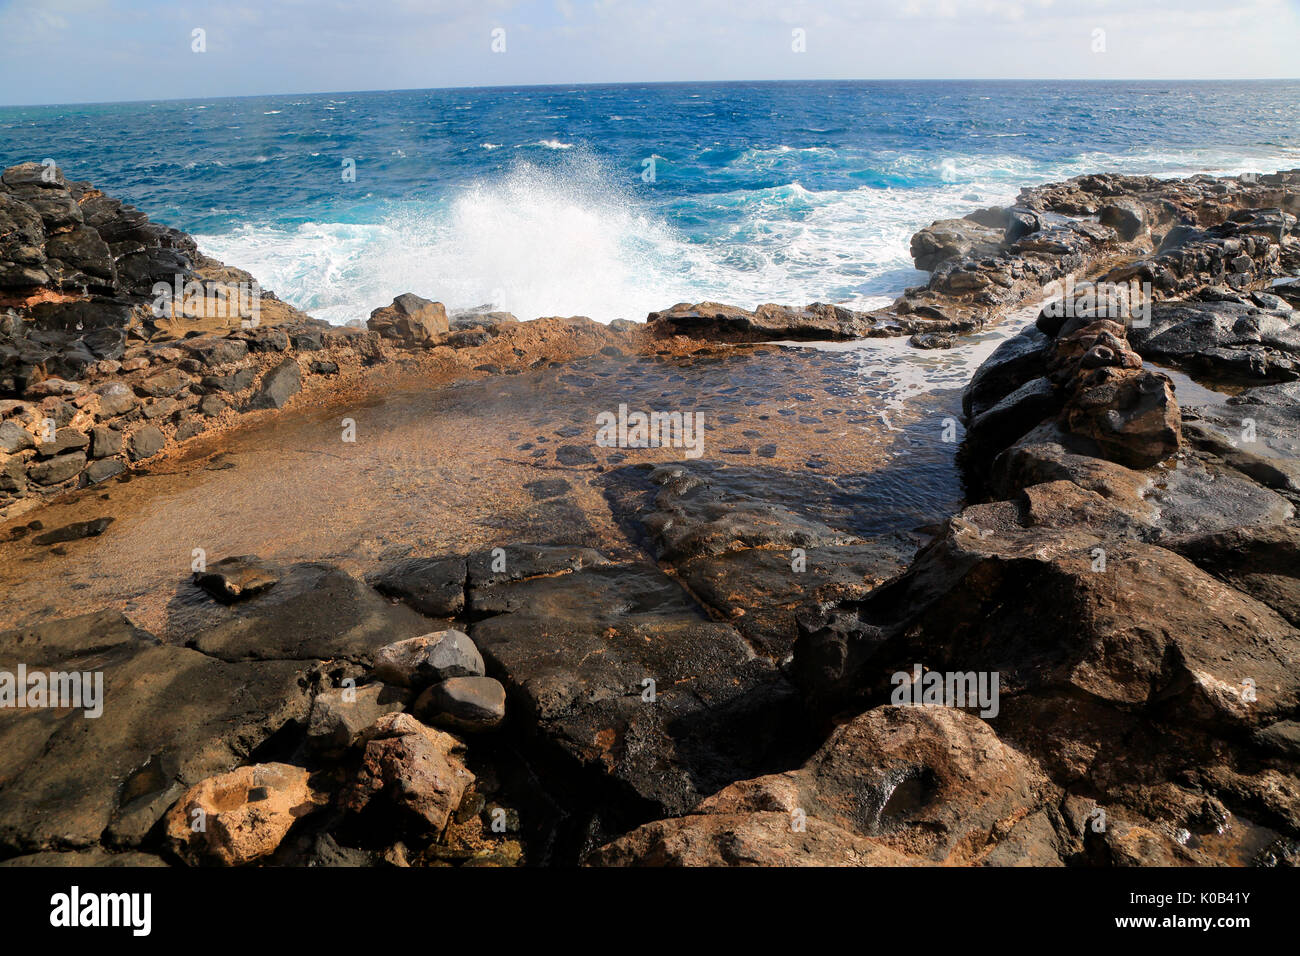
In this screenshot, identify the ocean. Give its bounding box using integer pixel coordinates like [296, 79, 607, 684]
[2, 80, 1298, 325]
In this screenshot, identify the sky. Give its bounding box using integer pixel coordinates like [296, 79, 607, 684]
[0, 0, 1297, 106]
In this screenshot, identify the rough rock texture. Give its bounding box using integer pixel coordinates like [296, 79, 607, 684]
[0, 610, 312, 854]
[193, 554, 281, 604]
[592, 706, 1053, 866]
[366, 293, 450, 346]
[306, 682, 411, 756]
[3, 166, 1299, 869]
[340, 713, 474, 834]
[367, 555, 467, 617]
[164, 763, 322, 866]
[372, 630, 485, 688]
[784, 251, 1300, 866]
[188, 562, 432, 662]
[647, 301, 878, 341]
[910, 218, 1005, 272]
[652, 170, 1300, 345]
[413, 676, 506, 732]
[468, 549, 802, 816]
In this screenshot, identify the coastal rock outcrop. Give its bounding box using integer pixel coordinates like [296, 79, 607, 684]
[592, 705, 1055, 866]
[3, 165, 1299, 870]
[366, 293, 450, 346]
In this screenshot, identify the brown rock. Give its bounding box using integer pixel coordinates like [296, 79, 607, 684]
[340, 713, 474, 834]
[592, 706, 1052, 866]
[366, 293, 449, 346]
[1061, 367, 1181, 468]
[164, 763, 322, 866]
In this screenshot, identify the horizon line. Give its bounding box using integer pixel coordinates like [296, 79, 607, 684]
[3, 75, 1300, 110]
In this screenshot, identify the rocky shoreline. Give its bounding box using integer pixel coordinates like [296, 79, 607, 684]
[0, 164, 1297, 867]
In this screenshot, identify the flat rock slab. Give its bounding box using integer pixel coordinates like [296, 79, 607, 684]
[470, 558, 809, 817]
[367, 555, 467, 617]
[0, 609, 312, 854]
[189, 561, 431, 662]
[1143, 457, 1294, 538]
[193, 554, 281, 604]
[676, 541, 913, 659]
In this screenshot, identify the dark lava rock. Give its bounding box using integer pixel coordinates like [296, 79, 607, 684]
[676, 540, 913, 659]
[647, 301, 874, 342]
[127, 425, 164, 461]
[591, 705, 1052, 866]
[367, 555, 467, 617]
[306, 682, 410, 757]
[89, 424, 123, 459]
[201, 367, 257, 394]
[32, 516, 113, 545]
[962, 376, 1061, 466]
[637, 462, 859, 562]
[1130, 301, 1300, 381]
[470, 554, 810, 816]
[187, 337, 248, 367]
[83, 459, 125, 484]
[27, 451, 85, 485]
[1099, 198, 1148, 241]
[372, 630, 485, 688]
[963, 324, 1052, 420]
[0, 421, 35, 453]
[910, 219, 1005, 272]
[414, 676, 506, 731]
[188, 562, 431, 663]
[0, 609, 312, 853]
[1168, 524, 1300, 628]
[793, 508, 1300, 804]
[465, 543, 611, 602]
[248, 357, 302, 410]
[35, 427, 88, 458]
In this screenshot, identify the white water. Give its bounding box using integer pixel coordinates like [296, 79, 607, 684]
[197, 145, 1300, 326]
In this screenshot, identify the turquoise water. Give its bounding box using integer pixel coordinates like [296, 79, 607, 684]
[2, 80, 1298, 323]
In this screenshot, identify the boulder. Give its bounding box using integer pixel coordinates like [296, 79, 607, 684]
[592, 706, 1053, 866]
[94, 382, 138, 418]
[340, 713, 474, 834]
[372, 630, 485, 688]
[0, 421, 36, 453]
[127, 424, 165, 461]
[413, 676, 506, 731]
[1060, 367, 1181, 468]
[27, 450, 85, 484]
[306, 682, 410, 756]
[366, 293, 449, 346]
[89, 425, 123, 459]
[909, 219, 1004, 272]
[247, 357, 301, 410]
[1098, 198, 1148, 241]
[164, 763, 322, 866]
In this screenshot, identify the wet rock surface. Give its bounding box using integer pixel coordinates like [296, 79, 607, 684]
[1, 166, 1298, 868]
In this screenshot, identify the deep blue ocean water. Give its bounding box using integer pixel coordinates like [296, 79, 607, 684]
[1, 81, 1298, 324]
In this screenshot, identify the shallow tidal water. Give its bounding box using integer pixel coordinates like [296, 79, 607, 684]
[0, 317, 1033, 635]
